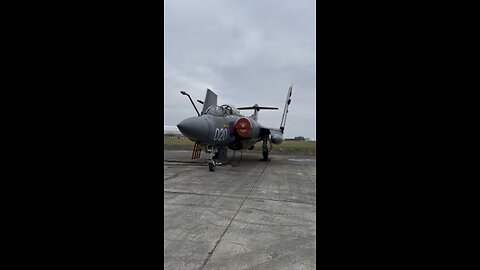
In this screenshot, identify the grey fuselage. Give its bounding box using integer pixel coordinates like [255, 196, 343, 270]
[177, 104, 282, 150]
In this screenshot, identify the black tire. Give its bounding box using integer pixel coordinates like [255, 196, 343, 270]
[262, 150, 268, 160]
[209, 162, 215, 172]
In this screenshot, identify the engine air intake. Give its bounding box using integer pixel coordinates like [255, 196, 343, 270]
[235, 117, 252, 137]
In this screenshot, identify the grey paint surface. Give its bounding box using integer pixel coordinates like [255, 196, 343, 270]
[164, 150, 316, 270]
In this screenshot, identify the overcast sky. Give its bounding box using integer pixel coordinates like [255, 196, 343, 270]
[164, 0, 316, 140]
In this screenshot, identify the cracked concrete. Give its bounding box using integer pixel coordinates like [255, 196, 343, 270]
[164, 150, 316, 270]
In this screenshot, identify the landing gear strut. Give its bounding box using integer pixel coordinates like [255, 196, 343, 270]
[261, 136, 269, 161]
[206, 145, 216, 172]
[208, 159, 216, 172]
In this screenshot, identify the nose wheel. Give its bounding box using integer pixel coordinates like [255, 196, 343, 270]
[208, 159, 216, 172]
[207, 145, 216, 172]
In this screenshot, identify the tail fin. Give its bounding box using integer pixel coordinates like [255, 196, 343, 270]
[280, 84, 292, 133]
[201, 89, 218, 114]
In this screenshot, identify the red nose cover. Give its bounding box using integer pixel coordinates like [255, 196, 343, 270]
[235, 117, 252, 137]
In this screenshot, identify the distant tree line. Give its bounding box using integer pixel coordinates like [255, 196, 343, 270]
[285, 136, 306, 141]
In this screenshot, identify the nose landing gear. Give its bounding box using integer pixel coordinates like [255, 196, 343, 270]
[208, 159, 216, 172]
[206, 145, 216, 171]
[205, 145, 228, 172]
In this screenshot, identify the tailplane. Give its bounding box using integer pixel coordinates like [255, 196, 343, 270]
[237, 104, 278, 121]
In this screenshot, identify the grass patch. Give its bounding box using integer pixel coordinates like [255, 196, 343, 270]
[163, 136, 316, 155]
[265, 140, 316, 155]
[163, 136, 196, 150]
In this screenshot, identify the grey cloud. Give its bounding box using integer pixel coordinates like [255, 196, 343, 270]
[165, 0, 316, 140]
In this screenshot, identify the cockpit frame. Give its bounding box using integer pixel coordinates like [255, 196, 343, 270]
[204, 104, 243, 116]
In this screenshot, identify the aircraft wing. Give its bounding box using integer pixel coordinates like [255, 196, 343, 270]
[266, 127, 281, 132]
[261, 127, 282, 134]
[259, 127, 284, 144]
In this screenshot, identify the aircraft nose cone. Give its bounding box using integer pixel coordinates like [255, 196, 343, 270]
[177, 117, 210, 142]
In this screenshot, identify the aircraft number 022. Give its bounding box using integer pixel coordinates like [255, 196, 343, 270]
[214, 128, 228, 141]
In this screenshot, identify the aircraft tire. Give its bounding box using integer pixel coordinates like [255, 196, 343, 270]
[209, 161, 216, 172]
[262, 150, 268, 160]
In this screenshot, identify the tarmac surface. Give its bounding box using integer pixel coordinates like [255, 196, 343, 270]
[164, 150, 316, 270]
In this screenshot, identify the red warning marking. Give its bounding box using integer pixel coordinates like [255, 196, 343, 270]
[192, 142, 202, 159]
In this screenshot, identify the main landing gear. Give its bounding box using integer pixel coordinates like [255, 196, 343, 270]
[261, 136, 269, 161]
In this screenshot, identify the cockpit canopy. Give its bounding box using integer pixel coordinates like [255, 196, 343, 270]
[204, 104, 242, 116]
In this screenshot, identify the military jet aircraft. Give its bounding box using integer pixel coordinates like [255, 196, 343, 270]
[177, 85, 292, 171]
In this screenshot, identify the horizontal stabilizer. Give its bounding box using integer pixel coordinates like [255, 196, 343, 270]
[237, 106, 278, 110]
[237, 104, 277, 121]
